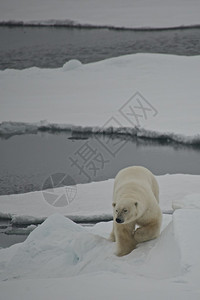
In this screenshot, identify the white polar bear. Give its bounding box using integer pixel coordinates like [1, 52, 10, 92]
[110, 166, 162, 256]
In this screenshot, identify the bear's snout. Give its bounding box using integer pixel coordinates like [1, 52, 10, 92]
[116, 218, 124, 224]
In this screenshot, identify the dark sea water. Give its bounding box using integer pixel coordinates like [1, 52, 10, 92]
[0, 27, 200, 69]
[0, 132, 200, 195]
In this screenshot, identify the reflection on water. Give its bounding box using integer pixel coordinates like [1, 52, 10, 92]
[0, 27, 200, 69]
[0, 131, 200, 195]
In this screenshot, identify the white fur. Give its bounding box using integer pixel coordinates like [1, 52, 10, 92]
[110, 166, 162, 256]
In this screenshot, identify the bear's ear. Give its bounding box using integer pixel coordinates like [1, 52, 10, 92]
[112, 203, 116, 207]
[134, 202, 138, 207]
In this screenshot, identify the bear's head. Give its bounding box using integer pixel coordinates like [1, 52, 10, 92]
[112, 198, 144, 224]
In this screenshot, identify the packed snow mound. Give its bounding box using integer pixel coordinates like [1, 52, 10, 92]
[0, 210, 200, 284]
[0, 214, 113, 280]
[62, 60, 82, 71]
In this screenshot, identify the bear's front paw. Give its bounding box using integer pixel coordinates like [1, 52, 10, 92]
[115, 248, 133, 257]
[115, 251, 124, 257]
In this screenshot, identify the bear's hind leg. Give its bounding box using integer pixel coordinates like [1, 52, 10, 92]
[134, 221, 161, 244]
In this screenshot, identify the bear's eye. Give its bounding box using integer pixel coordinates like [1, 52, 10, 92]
[135, 202, 138, 207]
[123, 209, 128, 213]
[115, 209, 118, 213]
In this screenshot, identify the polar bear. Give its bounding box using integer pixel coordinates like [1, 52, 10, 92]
[110, 166, 162, 256]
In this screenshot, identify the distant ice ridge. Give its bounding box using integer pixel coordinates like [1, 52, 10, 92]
[1, 20, 200, 30]
[1, 121, 200, 145]
[1, 0, 200, 30]
[0, 19, 80, 27]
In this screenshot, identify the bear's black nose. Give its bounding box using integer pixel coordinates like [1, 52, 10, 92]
[116, 218, 123, 223]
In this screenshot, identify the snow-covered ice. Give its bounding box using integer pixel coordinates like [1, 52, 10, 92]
[0, 211, 200, 299]
[173, 193, 200, 210]
[0, 0, 200, 29]
[1, 54, 200, 144]
[0, 174, 200, 225]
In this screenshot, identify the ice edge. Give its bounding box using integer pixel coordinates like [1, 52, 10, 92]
[0, 121, 200, 145]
